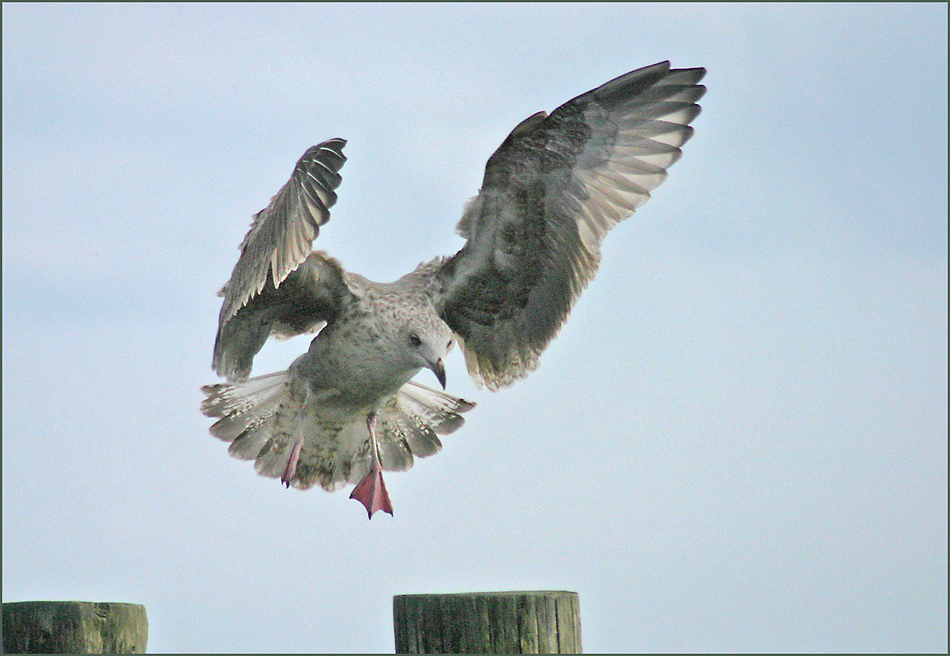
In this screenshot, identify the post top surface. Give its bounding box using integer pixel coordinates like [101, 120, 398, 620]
[394, 590, 578, 599]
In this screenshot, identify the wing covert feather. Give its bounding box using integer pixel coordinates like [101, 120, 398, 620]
[213, 252, 358, 382]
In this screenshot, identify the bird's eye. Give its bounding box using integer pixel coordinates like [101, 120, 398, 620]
[409, 333, 423, 348]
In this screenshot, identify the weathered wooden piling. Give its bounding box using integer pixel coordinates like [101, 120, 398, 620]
[1, 601, 148, 654]
[393, 590, 581, 654]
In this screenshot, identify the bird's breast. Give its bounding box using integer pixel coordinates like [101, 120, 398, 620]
[292, 325, 420, 407]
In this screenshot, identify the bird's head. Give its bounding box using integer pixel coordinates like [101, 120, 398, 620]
[405, 318, 455, 390]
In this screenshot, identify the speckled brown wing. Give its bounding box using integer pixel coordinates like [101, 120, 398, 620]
[435, 61, 706, 390]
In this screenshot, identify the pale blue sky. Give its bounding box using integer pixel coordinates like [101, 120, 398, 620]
[3, 3, 947, 653]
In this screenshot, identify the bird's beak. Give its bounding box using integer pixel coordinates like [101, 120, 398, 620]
[428, 358, 447, 390]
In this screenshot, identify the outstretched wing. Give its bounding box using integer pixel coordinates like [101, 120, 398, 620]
[213, 139, 356, 381]
[435, 61, 706, 390]
[218, 138, 347, 325]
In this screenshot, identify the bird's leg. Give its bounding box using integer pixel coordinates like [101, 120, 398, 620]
[281, 436, 304, 488]
[349, 411, 393, 519]
[283, 387, 315, 488]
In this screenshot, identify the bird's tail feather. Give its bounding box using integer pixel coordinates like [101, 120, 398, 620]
[200, 370, 291, 461]
[374, 381, 477, 473]
[200, 374, 475, 493]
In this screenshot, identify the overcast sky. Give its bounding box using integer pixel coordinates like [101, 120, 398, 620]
[3, 3, 947, 653]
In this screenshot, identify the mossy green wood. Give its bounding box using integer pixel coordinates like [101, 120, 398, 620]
[2, 601, 148, 654]
[394, 591, 581, 654]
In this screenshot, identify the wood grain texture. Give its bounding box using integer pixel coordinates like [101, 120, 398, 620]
[2, 601, 148, 654]
[394, 591, 581, 653]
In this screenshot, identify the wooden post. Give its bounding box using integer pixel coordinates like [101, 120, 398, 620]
[393, 590, 581, 654]
[2, 601, 148, 654]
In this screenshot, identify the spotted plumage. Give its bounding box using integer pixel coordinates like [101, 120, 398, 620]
[201, 61, 706, 518]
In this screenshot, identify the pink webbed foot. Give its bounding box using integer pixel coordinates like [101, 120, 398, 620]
[349, 463, 393, 519]
[349, 411, 393, 519]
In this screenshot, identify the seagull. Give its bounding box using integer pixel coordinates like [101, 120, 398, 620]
[201, 61, 706, 519]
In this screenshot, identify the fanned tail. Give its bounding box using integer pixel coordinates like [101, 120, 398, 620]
[372, 381, 476, 473]
[200, 370, 291, 461]
[200, 375, 476, 497]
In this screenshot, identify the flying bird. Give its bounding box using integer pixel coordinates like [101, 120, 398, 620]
[201, 61, 706, 518]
